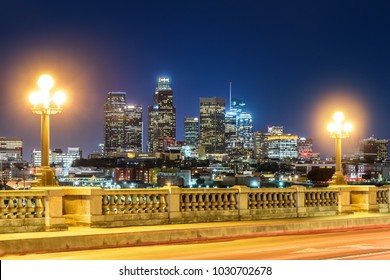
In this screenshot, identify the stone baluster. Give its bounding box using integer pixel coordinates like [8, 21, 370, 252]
[102, 195, 109, 215]
[323, 192, 329, 206]
[34, 197, 44, 218]
[210, 193, 217, 210]
[279, 193, 285, 208]
[122, 194, 130, 214]
[130, 194, 137, 213]
[229, 193, 237, 210]
[159, 194, 167, 212]
[16, 197, 26, 218]
[250, 193, 256, 209]
[108, 195, 117, 214]
[7, 197, 16, 219]
[190, 194, 198, 211]
[183, 194, 190, 211]
[25, 196, 34, 218]
[0, 197, 6, 219]
[139, 194, 147, 213]
[262, 193, 268, 208]
[152, 194, 158, 213]
[216, 193, 224, 210]
[198, 194, 205, 211]
[223, 193, 229, 210]
[204, 194, 211, 211]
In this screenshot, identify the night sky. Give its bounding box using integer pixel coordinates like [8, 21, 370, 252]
[1, 0, 390, 160]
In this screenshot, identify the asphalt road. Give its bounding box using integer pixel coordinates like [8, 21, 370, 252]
[3, 227, 390, 260]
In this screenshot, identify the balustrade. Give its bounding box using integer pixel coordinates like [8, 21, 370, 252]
[101, 190, 168, 215]
[180, 190, 237, 212]
[304, 190, 338, 207]
[0, 191, 45, 219]
[376, 188, 389, 205]
[248, 190, 296, 209]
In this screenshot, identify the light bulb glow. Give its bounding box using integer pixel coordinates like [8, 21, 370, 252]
[53, 91, 66, 105]
[333, 111, 344, 123]
[29, 91, 42, 105]
[344, 122, 352, 133]
[327, 123, 335, 133]
[37, 74, 54, 90]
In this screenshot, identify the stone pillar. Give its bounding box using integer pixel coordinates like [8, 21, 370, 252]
[62, 187, 104, 226]
[291, 186, 307, 217]
[162, 186, 182, 224]
[349, 185, 378, 212]
[35, 187, 68, 231]
[231, 185, 250, 220]
[329, 185, 353, 214]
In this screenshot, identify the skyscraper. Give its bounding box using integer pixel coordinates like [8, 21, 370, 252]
[104, 92, 143, 155]
[104, 92, 126, 155]
[184, 117, 199, 152]
[231, 98, 246, 113]
[236, 112, 253, 154]
[253, 131, 270, 159]
[225, 111, 238, 154]
[199, 97, 226, 154]
[148, 77, 176, 153]
[124, 105, 143, 153]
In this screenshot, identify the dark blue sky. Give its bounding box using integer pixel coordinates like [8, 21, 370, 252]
[1, 0, 390, 160]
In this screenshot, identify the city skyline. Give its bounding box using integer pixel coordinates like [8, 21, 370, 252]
[1, 1, 390, 160]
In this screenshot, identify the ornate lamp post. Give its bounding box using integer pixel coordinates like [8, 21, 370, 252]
[29, 74, 66, 186]
[327, 112, 352, 185]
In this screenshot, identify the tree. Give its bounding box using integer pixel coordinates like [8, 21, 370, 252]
[307, 168, 335, 182]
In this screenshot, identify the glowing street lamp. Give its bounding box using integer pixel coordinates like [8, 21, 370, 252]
[327, 112, 352, 185]
[29, 74, 66, 186]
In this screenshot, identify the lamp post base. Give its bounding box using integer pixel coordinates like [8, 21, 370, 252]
[331, 171, 346, 185]
[32, 167, 58, 187]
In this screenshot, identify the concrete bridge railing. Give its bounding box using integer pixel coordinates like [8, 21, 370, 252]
[0, 185, 389, 233]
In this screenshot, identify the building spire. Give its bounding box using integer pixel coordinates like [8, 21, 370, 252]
[229, 82, 232, 111]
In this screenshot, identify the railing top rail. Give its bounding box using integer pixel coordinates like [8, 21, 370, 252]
[248, 188, 297, 193]
[375, 186, 389, 191]
[100, 189, 169, 195]
[304, 188, 340, 193]
[0, 190, 47, 197]
[180, 188, 238, 194]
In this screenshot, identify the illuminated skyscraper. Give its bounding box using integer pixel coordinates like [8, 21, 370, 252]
[254, 131, 270, 159]
[184, 117, 199, 152]
[236, 112, 253, 154]
[200, 97, 226, 154]
[225, 111, 238, 154]
[148, 77, 176, 153]
[104, 92, 143, 155]
[124, 105, 143, 153]
[104, 92, 126, 155]
[231, 98, 246, 113]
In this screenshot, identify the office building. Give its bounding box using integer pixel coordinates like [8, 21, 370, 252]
[267, 134, 298, 160]
[184, 117, 199, 152]
[268, 126, 283, 136]
[104, 92, 126, 155]
[148, 77, 176, 153]
[199, 97, 226, 154]
[104, 92, 143, 155]
[236, 112, 253, 154]
[124, 105, 143, 153]
[359, 136, 389, 162]
[0, 137, 23, 160]
[231, 98, 246, 114]
[225, 111, 238, 154]
[254, 131, 269, 159]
